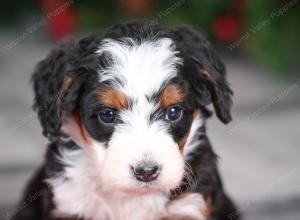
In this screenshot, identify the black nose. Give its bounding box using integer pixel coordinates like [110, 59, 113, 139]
[132, 164, 160, 182]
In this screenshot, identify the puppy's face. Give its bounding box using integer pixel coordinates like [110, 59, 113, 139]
[33, 22, 232, 196]
[65, 38, 194, 194]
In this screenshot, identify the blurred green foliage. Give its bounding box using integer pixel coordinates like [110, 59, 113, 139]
[246, 0, 299, 75]
[0, 0, 40, 26]
[0, 0, 299, 76]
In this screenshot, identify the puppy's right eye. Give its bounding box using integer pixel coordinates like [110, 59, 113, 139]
[98, 108, 116, 124]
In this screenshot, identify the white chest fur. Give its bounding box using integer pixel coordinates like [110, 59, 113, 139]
[48, 148, 207, 220]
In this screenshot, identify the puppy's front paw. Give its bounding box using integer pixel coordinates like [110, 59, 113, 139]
[162, 193, 210, 220]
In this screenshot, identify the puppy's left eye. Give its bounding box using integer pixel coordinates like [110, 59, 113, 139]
[165, 105, 183, 122]
[98, 108, 116, 124]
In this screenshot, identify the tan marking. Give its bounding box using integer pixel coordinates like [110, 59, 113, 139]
[68, 113, 90, 146]
[178, 133, 190, 152]
[56, 75, 76, 118]
[204, 196, 214, 218]
[160, 84, 185, 109]
[96, 88, 130, 110]
[177, 111, 198, 152]
[192, 111, 198, 119]
[201, 69, 212, 81]
[192, 160, 203, 171]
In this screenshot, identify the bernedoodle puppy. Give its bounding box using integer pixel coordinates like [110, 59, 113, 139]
[14, 20, 239, 220]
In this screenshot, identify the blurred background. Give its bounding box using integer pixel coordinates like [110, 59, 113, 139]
[0, 0, 299, 220]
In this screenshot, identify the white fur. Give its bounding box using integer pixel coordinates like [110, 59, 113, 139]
[183, 113, 204, 158]
[164, 193, 207, 220]
[96, 38, 182, 97]
[100, 100, 184, 192]
[48, 148, 169, 220]
[94, 38, 185, 193]
[52, 38, 207, 219]
[48, 149, 207, 220]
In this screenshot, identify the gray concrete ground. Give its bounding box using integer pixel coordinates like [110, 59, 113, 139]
[0, 35, 299, 220]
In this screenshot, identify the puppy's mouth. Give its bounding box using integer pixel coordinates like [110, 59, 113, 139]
[122, 185, 164, 195]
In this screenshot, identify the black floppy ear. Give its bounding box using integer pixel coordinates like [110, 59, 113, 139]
[31, 43, 82, 140]
[173, 26, 233, 124]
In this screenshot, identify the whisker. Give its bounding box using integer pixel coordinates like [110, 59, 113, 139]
[183, 162, 197, 191]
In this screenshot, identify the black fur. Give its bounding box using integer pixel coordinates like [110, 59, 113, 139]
[15, 20, 239, 220]
[172, 25, 233, 124]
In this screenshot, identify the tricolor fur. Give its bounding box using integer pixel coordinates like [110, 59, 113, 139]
[14, 20, 239, 220]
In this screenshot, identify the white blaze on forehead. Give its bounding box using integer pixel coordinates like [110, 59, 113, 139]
[96, 37, 182, 98]
[95, 38, 185, 193]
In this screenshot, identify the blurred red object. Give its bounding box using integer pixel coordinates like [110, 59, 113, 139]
[40, 0, 76, 40]
[119, 0, 153, 14]
[213, 14, 238, 42]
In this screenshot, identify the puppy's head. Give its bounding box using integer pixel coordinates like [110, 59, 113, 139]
[33, 21, 232, 195]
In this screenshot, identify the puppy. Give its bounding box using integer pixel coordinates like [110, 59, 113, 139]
[14, 20, 239, 220]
